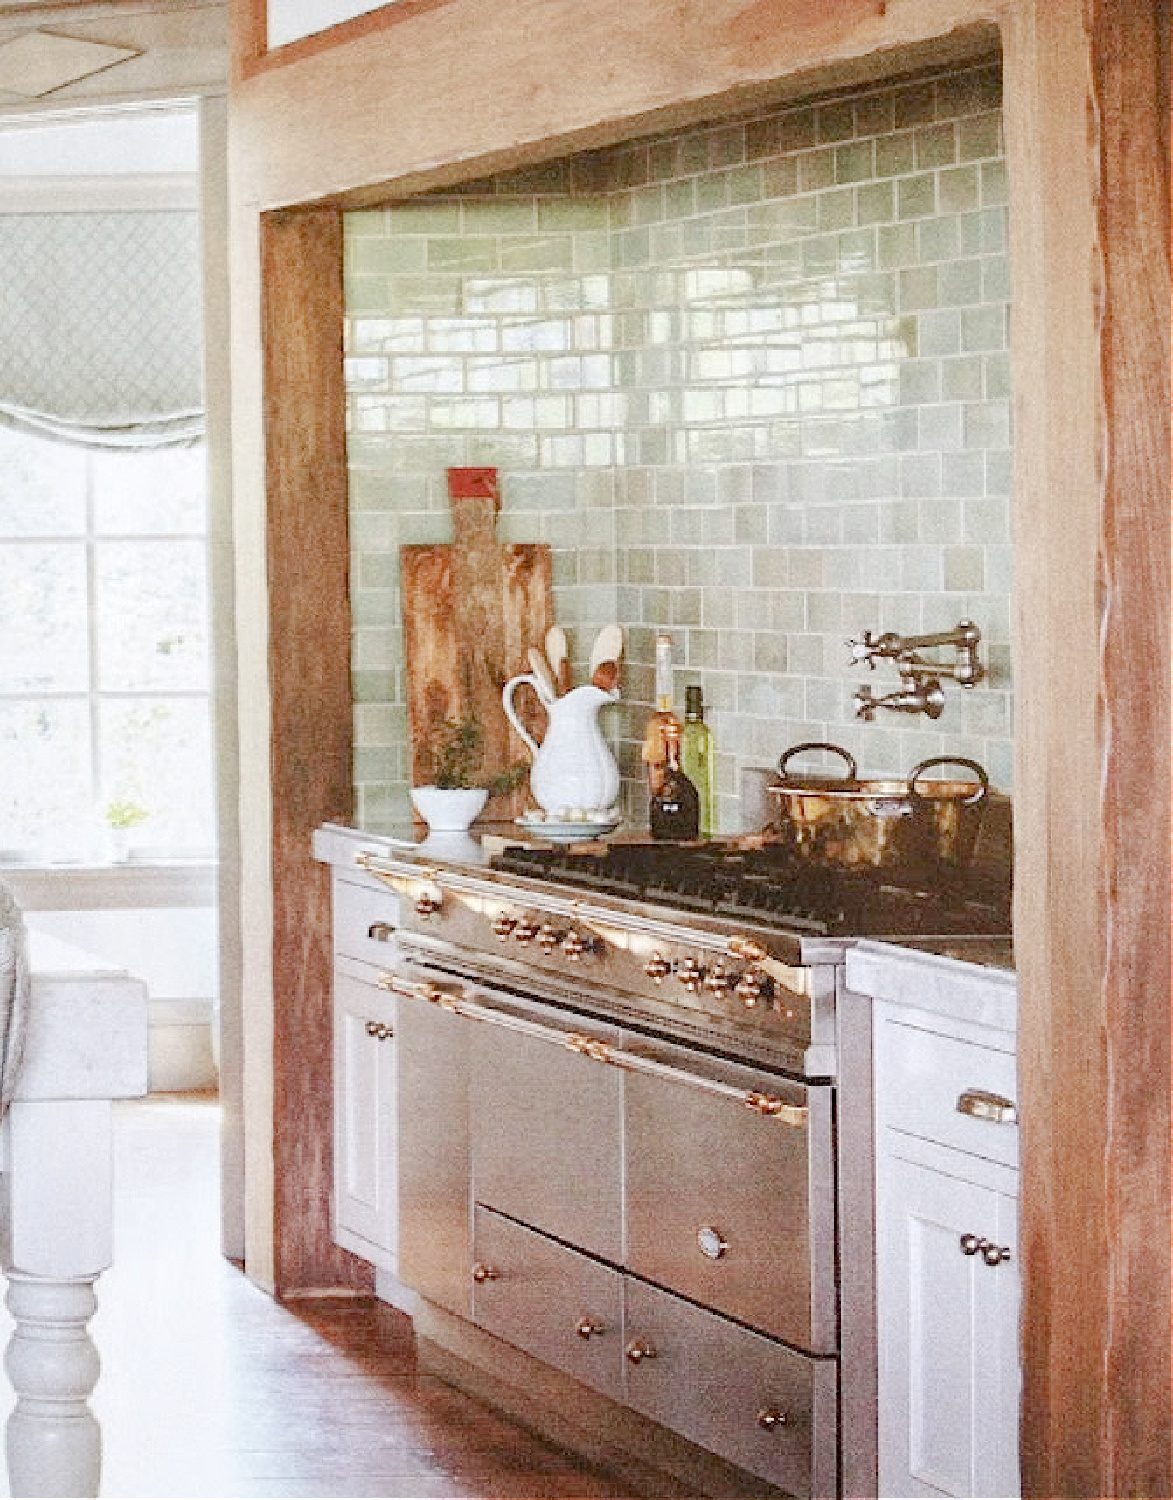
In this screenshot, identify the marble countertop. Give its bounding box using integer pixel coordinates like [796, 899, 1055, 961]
[845, 936, 1017, 1036]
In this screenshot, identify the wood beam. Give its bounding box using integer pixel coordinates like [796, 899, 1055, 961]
[261, 206, 372, 1297]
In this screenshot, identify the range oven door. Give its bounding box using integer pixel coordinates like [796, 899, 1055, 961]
[388, 954, 836, 1358]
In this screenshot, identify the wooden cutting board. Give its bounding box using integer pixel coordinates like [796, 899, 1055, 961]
[401, 468, 552, 821]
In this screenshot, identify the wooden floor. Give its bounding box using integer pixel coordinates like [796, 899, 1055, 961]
[0, 1094, 630, 1499]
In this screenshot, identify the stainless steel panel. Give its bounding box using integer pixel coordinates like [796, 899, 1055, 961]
[625, 1057, 837, 1354]
[472, 1207, 625, 1403]
[623, 1277, 837, 1500]
[471, 1011, 623, 1262]
[395, 981, 472, 1317]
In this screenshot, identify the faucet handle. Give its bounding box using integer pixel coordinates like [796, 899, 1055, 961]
[847, 631, 879, 668]
[853, 684, 879, 719]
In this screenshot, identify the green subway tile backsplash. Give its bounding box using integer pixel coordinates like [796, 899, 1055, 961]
[344, 61, 1014, 828]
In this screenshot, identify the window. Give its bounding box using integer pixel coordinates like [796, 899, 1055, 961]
[0, 427, 213, 863]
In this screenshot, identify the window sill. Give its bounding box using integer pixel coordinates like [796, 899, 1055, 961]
[0, 862, 217, 910]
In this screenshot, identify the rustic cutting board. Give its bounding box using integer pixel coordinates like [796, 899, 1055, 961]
[402, 468, 552, 821]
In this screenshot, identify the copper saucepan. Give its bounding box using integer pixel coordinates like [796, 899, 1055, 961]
[768, 742, 990, 872]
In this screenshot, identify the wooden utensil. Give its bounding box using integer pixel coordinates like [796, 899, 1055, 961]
[591, 660, 621, 693]
[527, 646, 558, 705]
[588, 624, 623, 679]
[544, 625, 571, 695]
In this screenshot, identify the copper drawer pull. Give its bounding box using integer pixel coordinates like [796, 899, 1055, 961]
[956, 1088, 1017, 1125]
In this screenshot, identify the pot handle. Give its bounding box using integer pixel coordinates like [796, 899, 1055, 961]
[907, 755, 989, 806]
[502, 674, 544, 758]
[777, 741, 858, 785]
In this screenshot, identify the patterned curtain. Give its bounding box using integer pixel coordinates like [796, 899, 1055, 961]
[0, 211, 204, 450]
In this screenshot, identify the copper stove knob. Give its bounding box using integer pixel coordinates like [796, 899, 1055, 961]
[735, 969, 768, 1007]
[644, 952, 671, 983]
[625, 1339, 657, 1364]
[575, 1317, 605, 1340]
[676, 957, 703, 993]
[537, 924, 562, 953]
[415, 889, 441, 919]
[703, 964, 733, 996]
[471, 1263, 498, 1283]
[491, 913, 517, 939]
[561, 930, 588, 961]
[512, 920, 538, 945]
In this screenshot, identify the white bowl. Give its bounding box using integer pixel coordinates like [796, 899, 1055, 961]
[410, 785, 488, 832]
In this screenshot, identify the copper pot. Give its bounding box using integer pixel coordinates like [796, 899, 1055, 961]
[768, 742, 989, 872]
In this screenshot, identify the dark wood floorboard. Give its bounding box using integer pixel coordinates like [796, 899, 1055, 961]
[2, 1094, 632, 1499]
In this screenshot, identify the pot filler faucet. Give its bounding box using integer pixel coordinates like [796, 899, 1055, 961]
[849, 619, 984, 720]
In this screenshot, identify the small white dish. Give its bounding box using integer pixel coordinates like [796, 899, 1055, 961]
[517, 812, 621, 843]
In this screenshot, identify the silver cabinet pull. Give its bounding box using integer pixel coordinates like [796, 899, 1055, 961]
[364, 1020, 393, 1041]
[956, 1088, 1017, 1124]
[959, 1233, 1011, 1266]
[366, 922, 395, 942]
[575, 1317, 606, 1340]
[696, 1225, 729, 1261]
[960, 1232, 982, 1255]
[625, 1339, 657, 1364]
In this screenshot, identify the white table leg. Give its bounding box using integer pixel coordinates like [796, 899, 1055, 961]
[2, 1099, 113, 1499]
[4, 1274, 100, 1499]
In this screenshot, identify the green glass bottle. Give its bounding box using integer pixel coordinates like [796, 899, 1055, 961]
[680, 684, 716, 836]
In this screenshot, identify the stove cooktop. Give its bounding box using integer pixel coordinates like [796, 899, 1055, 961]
[490, 838, 1012, 940]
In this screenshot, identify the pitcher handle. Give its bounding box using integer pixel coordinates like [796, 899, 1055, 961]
[502, 674, 544, 758]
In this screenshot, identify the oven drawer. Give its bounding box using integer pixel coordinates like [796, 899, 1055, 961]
[472, 1207, 624, 1402]
[471, 1011, 623, 1262]
[875, 1011, 1018, 1168]
[624, 1058, 836, 1354]
[333, 876, 400, 967]
[624, 1277, 837, 1500]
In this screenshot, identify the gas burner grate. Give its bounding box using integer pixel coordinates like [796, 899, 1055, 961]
[491, 838, 1011, 939]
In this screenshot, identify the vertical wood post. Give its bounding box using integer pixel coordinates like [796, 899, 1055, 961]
[262, 207, 372, 1296]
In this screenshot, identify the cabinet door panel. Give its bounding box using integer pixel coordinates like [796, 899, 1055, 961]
[472, 1208, 624, 1402]
[471, 1018, 622, 1262]
[396, 987, 472, 1317]
[623, 1277, 836, 1500]
[333, 968, 397, 1268]
[877, 1151, 1019, 1498]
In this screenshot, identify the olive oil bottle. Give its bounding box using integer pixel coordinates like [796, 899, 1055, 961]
[680, 684, 716, 836]
[649, 719, 700, 840]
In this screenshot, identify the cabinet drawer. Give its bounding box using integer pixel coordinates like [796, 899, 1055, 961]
[472, 1208, 624, 1403]
[333, 876, 400, 966]
[623, 1278, 836, 1500]
[875, 1009, 1018, 1168]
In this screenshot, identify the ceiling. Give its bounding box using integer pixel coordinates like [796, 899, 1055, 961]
[0, 0, 226, 113]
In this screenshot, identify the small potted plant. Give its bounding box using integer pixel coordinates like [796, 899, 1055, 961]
[411, 714, 526, 831]
[410, 715, 492, 832]
[105, 799, 150, 862]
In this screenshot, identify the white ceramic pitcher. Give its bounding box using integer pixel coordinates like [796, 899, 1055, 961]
[502, 676, 620, 814]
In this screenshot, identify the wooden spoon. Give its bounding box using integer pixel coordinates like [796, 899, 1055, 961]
[527, 647, 557, 705]
[588, 624, 623, 679]
[544, 625, 571, 694]
[591, 660, 621, 693]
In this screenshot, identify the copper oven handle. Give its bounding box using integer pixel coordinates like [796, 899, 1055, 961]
[377, 972, 809, 1127]
[726, 936, 811, 1001]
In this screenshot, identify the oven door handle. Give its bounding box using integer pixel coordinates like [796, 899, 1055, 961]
[377, 971, 809, 1128]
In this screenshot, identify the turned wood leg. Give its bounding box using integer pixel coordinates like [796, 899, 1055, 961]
[2, 1099, 114, 1499]
[4, 1274, 101, 1498]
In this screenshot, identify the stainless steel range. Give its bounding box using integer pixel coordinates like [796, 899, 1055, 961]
[351, 832, 1012, 1499]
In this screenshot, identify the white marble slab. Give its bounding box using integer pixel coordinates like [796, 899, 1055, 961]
[846, 938, 1017, 1037]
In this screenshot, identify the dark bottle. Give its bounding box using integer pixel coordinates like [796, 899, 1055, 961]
[649, 720, 700, 840]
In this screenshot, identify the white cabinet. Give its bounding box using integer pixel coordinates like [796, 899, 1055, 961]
[853, 943, 1020, 1500]
[332, 955, 398, 1271]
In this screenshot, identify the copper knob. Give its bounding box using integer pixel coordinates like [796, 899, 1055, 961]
[676, 957, 703, 993]
[537, 924, 562, 953]
[561, 930, 588, 961]
[625, 1340, 657, 1364]
[735, 969, 769, 1007]
[471, 1263, 498, 1283]
[415, 889, 441, 919]
[491, 913, 517, 939]
[644, 953, 671, 983]
[512, 920, 538, 945]
[703, 964, 733, 996]
[575, 1317, 605, 1340]
[757, 1409, 790, 1430]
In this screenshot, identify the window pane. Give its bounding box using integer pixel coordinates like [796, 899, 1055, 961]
[0, 542, 88, 691]
[92, 445, 207, 535]
[0, 429, 86, 536]
[0, 699, 92, 858]
[95, 540, 209, 691]
[99, 697, 214, 855]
